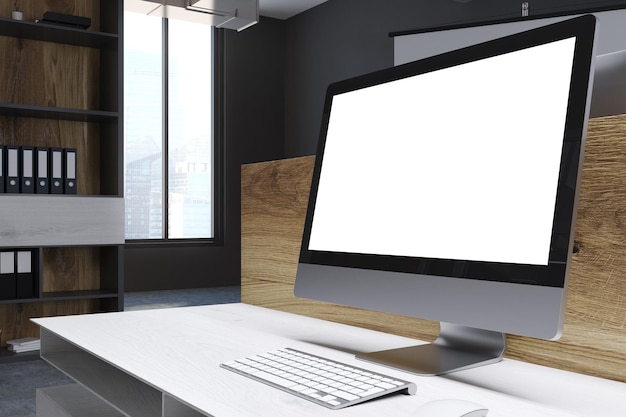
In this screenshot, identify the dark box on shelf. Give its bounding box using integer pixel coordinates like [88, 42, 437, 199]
[16, 250, 36, 299]
[40, 11, 91, 30]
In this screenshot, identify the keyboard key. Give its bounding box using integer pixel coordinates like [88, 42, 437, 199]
[333, 390, 360, 401]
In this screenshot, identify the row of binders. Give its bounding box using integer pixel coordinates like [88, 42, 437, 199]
[0, 249, 37, 300]
[0, 145, 77, 194]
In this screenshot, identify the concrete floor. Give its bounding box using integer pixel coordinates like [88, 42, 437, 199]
[0, 286, 240, 417]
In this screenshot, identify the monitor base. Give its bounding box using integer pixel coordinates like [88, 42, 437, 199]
[356, 323, 506, 376]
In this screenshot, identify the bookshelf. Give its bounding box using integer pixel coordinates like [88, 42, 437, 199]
[0, 0, 123, 362]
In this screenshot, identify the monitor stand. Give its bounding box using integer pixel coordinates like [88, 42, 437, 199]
[355, 323, 506, 376]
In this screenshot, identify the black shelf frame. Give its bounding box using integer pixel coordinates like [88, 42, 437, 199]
[0, 17, 117, 48]
[0, 289, 119, 305]
[0, 2, 124, 363]
[0, 102, 118, 122]
[42, 289, 119, 301]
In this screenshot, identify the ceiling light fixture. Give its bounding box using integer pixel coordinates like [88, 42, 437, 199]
[125, 0, 258, 31]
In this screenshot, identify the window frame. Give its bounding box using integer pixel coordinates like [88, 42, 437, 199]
[124, 16, 224, 247]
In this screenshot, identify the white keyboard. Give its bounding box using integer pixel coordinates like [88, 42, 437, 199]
[221, 348, 417, 409]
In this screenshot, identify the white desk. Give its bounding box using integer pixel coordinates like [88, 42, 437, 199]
[33, 303, 626, 417]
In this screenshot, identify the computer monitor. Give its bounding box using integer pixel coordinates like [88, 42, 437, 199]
[294, 15, 598, 376]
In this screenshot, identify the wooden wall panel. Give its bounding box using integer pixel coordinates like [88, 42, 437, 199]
[0, 40, 100, 110]
[0, 299, 99, 346]
[0, 303, 42, 346]
[42, 247, 100, 293]
[0, 3, 101, 110]
[241, 114, 626, 383]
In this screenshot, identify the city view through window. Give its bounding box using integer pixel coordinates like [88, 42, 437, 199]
[124, 12, 214, 240]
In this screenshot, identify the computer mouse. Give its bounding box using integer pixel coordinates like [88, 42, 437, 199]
[411, 399, 488, 417]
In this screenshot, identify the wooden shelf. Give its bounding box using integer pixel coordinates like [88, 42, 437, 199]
[0, 17, 117, 48]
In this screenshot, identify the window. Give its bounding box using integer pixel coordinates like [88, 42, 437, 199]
[124, 12, 218, 241]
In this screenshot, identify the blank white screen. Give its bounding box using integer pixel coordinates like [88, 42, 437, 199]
[308, 37, 576, 266]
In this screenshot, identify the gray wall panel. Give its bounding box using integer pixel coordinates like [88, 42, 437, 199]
[283, 1, 626, 157]
[394, 9, 626, 66]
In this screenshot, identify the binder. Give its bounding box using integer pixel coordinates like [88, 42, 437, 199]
[0, 145, 4, 193]
[35, 147, 50, 194]
[6, 145, 20, 193]
[20, 146, 35, 193]
[16, 250, 35, 299]
[63, 148, 77, 194]
[0, 251, 16, 300]
[50, 148, 63, 194]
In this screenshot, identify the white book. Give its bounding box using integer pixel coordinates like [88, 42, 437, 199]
[7, 337, 40, 347]
[8, 345, 39, 353]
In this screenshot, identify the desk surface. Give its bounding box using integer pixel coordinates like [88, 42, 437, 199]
[34, 303, 626, 417]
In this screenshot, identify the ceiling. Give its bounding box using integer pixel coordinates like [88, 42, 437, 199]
[259, 0, 328, 19]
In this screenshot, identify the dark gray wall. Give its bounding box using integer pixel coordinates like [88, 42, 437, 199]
[125, 17, 286, 291]
[283, 0, 626, 157]
[126, 0, 626, 291]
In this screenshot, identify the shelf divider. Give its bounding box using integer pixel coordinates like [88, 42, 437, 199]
[0, 195, 124, 247]
[0, 17, 118, 48]
[0, 102, 118, 122]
